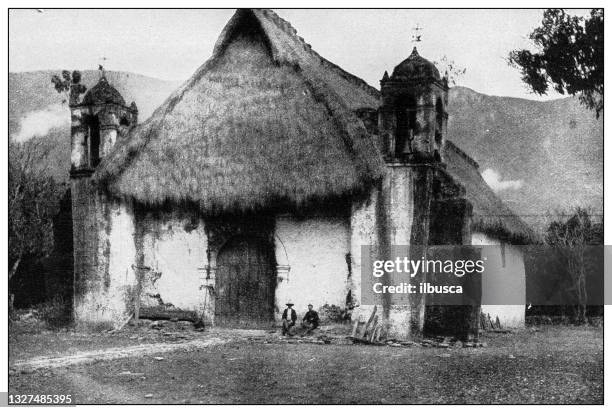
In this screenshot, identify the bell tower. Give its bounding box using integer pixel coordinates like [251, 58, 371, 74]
[379, 47, 448, 164]
[376, 48, 449, 339]
[70, 74, 138, 177]
[69, 72, 138, 328]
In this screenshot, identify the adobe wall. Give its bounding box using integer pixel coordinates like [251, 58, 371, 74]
[72, 195, 210, 327]
[274, 214, 351, 321]
[349, 189, 380, 325]
[349, 167, 477, 340]
[472, 232, 526, 328]
[348, 166, 434, 340]
[72, 179, 137, 329]
[136, 211, 209, 322]
[379, 165, 433, 340]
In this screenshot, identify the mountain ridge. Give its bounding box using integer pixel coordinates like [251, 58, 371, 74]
[9, 70, 602, 229]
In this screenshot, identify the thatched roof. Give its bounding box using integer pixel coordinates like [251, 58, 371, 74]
[98, 8, 532, 243]
[97, 8, 384, 213]
[443, 141, 536, 243]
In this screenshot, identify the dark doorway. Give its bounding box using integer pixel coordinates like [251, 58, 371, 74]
[215, 234, 276, 328]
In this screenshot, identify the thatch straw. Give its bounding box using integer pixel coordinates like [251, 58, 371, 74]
[96, 8, 533, 243]
[97, 8, 384, 214]
[443, 141, 536, 244]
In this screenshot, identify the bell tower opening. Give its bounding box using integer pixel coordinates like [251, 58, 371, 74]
[395, 94, 417, 158]
[434, 97, 445, 162]
[89, 115, 101, 168]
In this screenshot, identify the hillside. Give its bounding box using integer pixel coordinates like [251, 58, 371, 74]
[8, 72, 603, 229]
[8, 70, 180, 181]
[448, 86, 603, 229]
[9, 70, 180, 132]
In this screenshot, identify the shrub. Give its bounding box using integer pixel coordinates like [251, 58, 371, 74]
[318, 304, 346, 323]
[33, 295, 71, 329]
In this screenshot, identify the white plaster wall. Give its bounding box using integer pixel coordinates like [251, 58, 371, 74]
[472, 232, 526, 328]
[101, 128, 117, 157]
[385, 166, 415, 245]
[348, 178, 421, 340]
[379, 167, 423, 339]
[274, 215, 350, 320]
[349, 190, 380, 324]
[74, 200, 138, 327]
[105, 202, 138, 324]
[141, 216, 208, 314]
[70, 108, 87, 169]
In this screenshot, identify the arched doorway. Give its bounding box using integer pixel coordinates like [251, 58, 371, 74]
[215, 234, 276, 328]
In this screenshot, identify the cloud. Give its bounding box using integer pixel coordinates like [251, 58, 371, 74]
[481, 168, 523, 192]
[12, 103, 69, 143]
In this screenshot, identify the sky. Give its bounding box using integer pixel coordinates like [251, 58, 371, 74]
[8, 8, 591, 100]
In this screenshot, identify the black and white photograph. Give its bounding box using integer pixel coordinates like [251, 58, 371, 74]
[3, 4, 607, 407]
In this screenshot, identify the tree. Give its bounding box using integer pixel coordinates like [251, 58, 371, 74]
[433, 56, 466, 86]
[51, 70, 86, 106]
[7, 70, 83, 308]
[8, 139, 61, 281]
[508, 9, 603, 117]
[545, 208, 602, 324]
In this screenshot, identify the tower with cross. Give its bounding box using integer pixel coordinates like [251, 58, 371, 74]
[375, 30, 455, 338]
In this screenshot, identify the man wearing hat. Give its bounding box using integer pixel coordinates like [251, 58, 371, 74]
[281, 301, 297, 336]
[302, 304, 320, 335]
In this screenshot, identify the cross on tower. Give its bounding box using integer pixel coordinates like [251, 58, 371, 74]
[98, 56, 109, 78]
[411, 24, 423, 44]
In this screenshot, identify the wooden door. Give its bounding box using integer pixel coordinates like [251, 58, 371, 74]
[215, 235, 276, 328]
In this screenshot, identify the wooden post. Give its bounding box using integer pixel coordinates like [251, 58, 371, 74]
[134, 282, 140, 322]
[132, 264, 143, 322]
[368, 316, 379, 342]
[351, 319, 359, 338]
[374, 325, 382, 342]
[361, 306, 377, 339]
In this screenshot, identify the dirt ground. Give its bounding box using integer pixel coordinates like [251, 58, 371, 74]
[8, 324, 603, 404]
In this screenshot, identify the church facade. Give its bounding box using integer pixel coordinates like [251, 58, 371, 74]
[68, 9, 532, 338]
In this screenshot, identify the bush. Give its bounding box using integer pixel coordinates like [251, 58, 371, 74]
[318, 304, 346, 323]
[33, 295, 71, 329]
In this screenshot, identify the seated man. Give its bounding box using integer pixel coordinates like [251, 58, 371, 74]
[281, 301, 297, 336]
[301, 304, 320, 335]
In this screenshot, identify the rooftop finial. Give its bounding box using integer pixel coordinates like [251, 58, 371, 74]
[98, 56, 108, 79]
[411, 23, 423, 44]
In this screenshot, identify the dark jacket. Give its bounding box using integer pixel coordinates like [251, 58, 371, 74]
[303, 310, 320, 325]
[282, 308, 297, 323]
